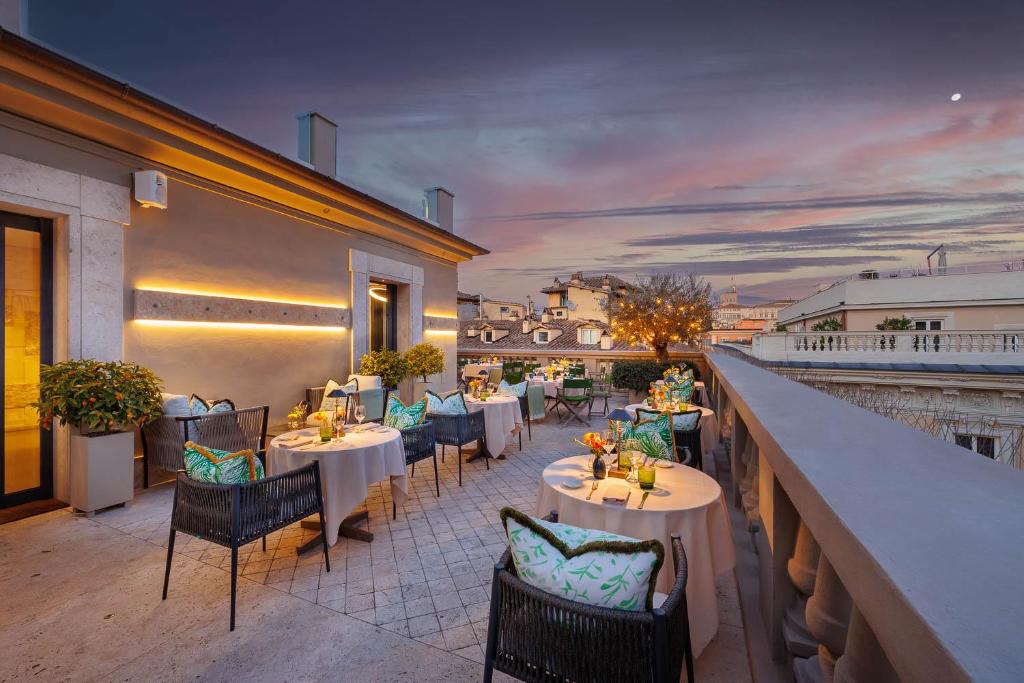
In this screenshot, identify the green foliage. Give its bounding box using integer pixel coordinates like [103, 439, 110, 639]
[773, 322, 788, 332]
[810, 317, 842, 332]
[875, 315, 913, 331]
[404, 342, 445, 382]
[610, 360, 700, 391]
[34, 359, 164, 434]
[359, 349, 408, 388]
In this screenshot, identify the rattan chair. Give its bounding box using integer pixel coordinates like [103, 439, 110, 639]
[141, 406, 270, 488]
[162, 460, 330, 631]
[517, 394, 532, 450]
[636, 407, 703, 470]
[393, 421, 439, 519]
[430, 409, 488, 486]
[483, 511, 694, 683]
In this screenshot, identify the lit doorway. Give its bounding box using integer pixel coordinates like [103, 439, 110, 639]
[368, 281, 397, 352]
[1, 212, 53, 509]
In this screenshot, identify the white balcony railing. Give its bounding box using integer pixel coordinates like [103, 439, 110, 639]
[705, 352, 1024, 681]
[751, 330, 1023, 364]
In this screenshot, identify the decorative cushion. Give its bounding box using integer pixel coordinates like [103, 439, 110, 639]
[425, 390, 468, 415]
[636, 407, 700, 431]
[319, 378, 358, 413]
[500, 508, 664, 611]
[348, 374, 382, 390]
[621, 412, 675, 460]
[183, 441, 264, 484]
[384, 395, 427, 430]
[499, 380, 529, 398]
[188, 394, 235, 416]
[161, 393, 191, 418]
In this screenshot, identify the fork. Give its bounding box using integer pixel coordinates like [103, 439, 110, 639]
[586, 481, 600, 500]
[638, 491, 651, 510]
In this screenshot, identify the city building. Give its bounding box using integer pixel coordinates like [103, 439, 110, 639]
[0, 27, 486, 509]
[456, 291, 527, 321]
[713, 285, 795, 329]
[540, 271, 631, 322]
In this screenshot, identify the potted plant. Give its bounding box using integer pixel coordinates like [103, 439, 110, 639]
[34, 359, 163, 515]
[405, 342, 445, 395]
[358, 349, 408, 390]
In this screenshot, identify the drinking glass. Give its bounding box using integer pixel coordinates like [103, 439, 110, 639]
[629, 452, 643, 484]
[601, 430, 616, 464]
[638, 463, 656, 491]
[354, 405, 366, 426]
[318, 419, 332, 443]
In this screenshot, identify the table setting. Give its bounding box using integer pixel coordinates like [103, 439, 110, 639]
[535, 436, 735, 658]
[268, 422, 407, 547]
[463, 389, 523, 459]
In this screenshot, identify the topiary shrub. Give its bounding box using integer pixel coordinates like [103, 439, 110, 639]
[875, 315, 913, 331]
[405, 342, 445, 382]
[610, 360, 700, 391]
[810, 317, 842, 332]
[359, 349, 408, 389]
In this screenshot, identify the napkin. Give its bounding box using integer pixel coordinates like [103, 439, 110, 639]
[601, 482, 630, 503]
[281, 438, 314, 449]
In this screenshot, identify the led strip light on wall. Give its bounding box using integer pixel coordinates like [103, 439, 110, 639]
[133, 289, 350, 331]
[423, 313, 459, 335]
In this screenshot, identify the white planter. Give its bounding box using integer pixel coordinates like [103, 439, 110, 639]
[69, 431, 134, 515]
[414, 379, 437, 399]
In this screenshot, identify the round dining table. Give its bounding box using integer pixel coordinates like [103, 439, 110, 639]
[536, 454, 735, 658]
[625, 403, 719, 457]
[268, 426, 407, 546]
[464, 393, 523, 458]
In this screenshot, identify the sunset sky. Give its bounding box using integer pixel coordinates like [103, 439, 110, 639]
[28, 1, 1024, 304]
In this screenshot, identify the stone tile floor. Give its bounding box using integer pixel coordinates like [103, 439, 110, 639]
[1, 399, 751, 682]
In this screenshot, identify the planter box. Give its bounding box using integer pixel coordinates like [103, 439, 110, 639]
[69, 431, 134, 515]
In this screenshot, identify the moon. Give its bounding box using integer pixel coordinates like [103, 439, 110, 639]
[951, 93, 962, 102]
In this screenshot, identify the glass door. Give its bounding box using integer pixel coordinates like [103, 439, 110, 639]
[1, 212, 53, 508]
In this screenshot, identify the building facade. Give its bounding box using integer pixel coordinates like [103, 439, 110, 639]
[713, 285, 794, 329]
[540, 272, 630, 322]
[0, 30, 485, 508]
[456, 291, 526, 321]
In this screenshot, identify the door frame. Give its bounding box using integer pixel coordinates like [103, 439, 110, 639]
[0, 211, 54, 508]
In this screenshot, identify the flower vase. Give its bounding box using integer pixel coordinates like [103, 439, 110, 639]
[592, 452, 607, 479]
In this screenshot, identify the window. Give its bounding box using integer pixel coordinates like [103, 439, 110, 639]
[535, 331, 549, 344]
[955, 434, 996, 459]
[579, 328, 599, 345]
[368, 281, 397, 352]
[559, 293, 569, 306]
[482, 330, 494, 343]
[914, 320, 943, 330]
[499, 306, 509, 316]
[555, 310, 565, 318]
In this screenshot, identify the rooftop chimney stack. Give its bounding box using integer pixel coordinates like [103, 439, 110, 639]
[296, 112, 338, 176]
[0, 0, 27, 35]
[424, 187, 455, 232]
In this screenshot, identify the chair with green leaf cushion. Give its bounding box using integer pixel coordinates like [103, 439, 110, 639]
[357, 387, 389, 423]
[384, 395, 427, 430]
[553, 377, 593, 426]
[487, 367, 504, 385]
[635, 408, 702, 468]
[484, 509, 694, 683]
[424, 390, 468, 415]
[621, 412, 676, 462]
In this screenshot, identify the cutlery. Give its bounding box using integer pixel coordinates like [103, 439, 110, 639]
[624, 491, 631, 507]
[586, 481, 599, 500]
[638, 491, 650, 510]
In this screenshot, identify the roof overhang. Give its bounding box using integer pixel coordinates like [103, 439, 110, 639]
[0, 30, 488, 263]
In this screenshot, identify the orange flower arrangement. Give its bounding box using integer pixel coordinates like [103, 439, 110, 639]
[574, 431, 607, 457]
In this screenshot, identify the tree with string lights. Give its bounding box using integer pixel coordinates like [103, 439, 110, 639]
[604, 273, 713, 363]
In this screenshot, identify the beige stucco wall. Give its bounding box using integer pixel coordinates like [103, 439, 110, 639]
[546, 286, 609, 321]
[790, 305, 1024, 332]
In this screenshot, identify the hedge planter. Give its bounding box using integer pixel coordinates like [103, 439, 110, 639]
[69, 431, 134, 515]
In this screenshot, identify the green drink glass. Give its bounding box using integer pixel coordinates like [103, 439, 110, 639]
[319, 420, 333, 443]
[638, 464, 656, 491]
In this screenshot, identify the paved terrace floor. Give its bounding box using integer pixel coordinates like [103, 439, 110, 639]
[0, 398, 751, 682]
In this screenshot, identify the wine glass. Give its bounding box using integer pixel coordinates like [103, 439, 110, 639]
[601, 430, 616, 465]
[629, 452, 643, 484]
[354, 405, 366, 428]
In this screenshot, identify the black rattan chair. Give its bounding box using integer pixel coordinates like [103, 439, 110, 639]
[393, 421, 439, 519]
[141, 406, 270, 488]
[517, 394, 531, 450]
[162, 460, 330, 631]
[483, 511, 694, 683]
[430, 409, 488, 486]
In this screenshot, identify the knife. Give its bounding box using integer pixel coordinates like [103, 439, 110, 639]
[638, 491, 650, 510]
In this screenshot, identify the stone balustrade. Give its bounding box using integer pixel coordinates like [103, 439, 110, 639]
[751, 330, 1023, 365]
[706, 351, 1024, 682]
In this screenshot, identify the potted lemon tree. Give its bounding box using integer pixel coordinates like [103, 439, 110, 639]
[34, 359, 163, 515]
[405, 342, 445, 397]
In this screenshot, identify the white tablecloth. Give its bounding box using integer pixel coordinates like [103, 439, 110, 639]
[269, 426, 407, 545]
[462, 363, 502, 381]
[527, 377, 561, 398]
[625, 403, 719, 456]
[536, 455, 735, 658]
[464, 394, 522, 457]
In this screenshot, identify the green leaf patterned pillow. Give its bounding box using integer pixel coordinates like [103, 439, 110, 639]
[621, 412, 675, 460]
[384, 395, 427, 430]
[500, 508, 664, 611]
[424, 390, 468, 415]
[183, 441, 264, 484]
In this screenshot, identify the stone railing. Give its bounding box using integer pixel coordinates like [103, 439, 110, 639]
[706, 352, 1024, 682]
[752, 330, 1023, 365]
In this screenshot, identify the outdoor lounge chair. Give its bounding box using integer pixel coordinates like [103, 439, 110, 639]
[141, 406, 270, 488]
[393, 421, 439, 519]
[430, 409, 488, 486]
[162, 461, 330, 631]
[483, 511, 694, 683]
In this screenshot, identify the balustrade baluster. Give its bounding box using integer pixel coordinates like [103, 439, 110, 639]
[785, 521, 821, 666]
[833, 607, 899, 683]
[802, 555, 852, 683]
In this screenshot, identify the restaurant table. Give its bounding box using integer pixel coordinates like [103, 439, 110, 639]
[268, 426, 407, 548]
[462, 362, 502, 381]
[527, 376, 562, 398]
[464, 394, 523, 459]
[625, 403, 719, 457]
[536, 454, 735, 658]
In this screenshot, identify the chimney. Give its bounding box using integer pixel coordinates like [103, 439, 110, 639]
[424, 187, 455, 232]
[600, 331, 613, 350]
[0, 0, 27, 35]
[571, 271, 583, 283]
[522, 318, 533, 334]
[296, 112, 338, 176]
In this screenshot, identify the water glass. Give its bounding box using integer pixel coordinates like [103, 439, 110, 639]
[354, 405, 366, 425]
[638, 464, 656, 491]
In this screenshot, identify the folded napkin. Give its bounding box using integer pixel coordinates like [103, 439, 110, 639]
[601, 482, 630, 503]
[280, 438, 314, 449]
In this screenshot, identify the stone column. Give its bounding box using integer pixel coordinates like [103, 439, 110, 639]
[785, 520, 821, 664]
[833, 606, 897, 683]
[804, 555, 852, 683]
